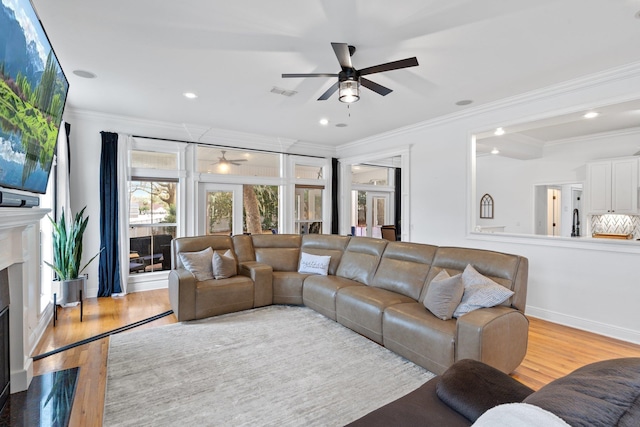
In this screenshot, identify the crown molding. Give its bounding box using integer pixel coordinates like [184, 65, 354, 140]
[337, 60, 640, 154]
[64, 108, 334, 156]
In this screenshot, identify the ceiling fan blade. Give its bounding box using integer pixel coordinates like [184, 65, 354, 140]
[360, 78, 393, 96]
[331, 42, 352, 70]
[359, 57, 419, 76]
[228, 159, 247, 163]
[282, 73, 338, 78]
[317, 82, 340, 101]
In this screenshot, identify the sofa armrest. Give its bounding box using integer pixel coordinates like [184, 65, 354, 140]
[168, 268, 197, 321]
[455, 306, 529, 374]
[436, 359, 534, 422]
[239, 261, 273, 307]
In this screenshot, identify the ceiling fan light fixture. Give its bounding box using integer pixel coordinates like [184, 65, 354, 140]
[339, 80, 360, 103]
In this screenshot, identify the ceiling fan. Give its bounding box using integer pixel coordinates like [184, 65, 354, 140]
[212, 151, 247, 167]
[282, 42, 419, 103]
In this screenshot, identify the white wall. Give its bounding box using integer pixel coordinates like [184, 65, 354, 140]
[338, 62, 640, 344]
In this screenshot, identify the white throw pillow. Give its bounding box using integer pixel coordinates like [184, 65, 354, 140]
[179, 247, 214, 281]
[298, 252, 331, 275]
[423, 270, 464, 320]
[212, 249, 237, 279]
[453, 264, 514, 318]
[472, 403, 570, 427]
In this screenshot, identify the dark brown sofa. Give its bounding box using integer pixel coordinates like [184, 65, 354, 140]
[168, 234, 529, 374]
[347, 357, 640, 426]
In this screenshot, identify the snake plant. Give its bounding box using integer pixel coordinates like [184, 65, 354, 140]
[45, 207, 102, 280]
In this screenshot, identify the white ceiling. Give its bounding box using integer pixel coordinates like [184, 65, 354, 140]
[31, 0, 640, 147]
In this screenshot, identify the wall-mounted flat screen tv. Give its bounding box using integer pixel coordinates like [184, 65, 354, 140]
[0, 0, 69, 194]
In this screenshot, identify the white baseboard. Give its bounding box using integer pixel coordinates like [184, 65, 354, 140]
[526, 305, 640, 345]
[127, 278, 168, 293]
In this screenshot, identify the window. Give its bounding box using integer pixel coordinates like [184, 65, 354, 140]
[196, 146, 279, 177]
[295, 185, 323, 234]
[128, 179, 177, 273]
[351, 164, 389, 185]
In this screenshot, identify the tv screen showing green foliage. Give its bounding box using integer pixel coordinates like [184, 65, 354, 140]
[0, 0, 69, 194]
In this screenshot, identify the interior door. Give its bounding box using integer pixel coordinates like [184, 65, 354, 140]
[547, 188, 561, 236]
[368, 192, 389, 238]
[199, 183, 243, 236]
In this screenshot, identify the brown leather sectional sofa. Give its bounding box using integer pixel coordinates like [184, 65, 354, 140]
[168, 234, 529, 375]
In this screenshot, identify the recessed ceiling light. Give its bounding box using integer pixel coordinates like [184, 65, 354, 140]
[455, 99, 473, 106]
[183, 92, 198, 99]
[583, 111, 599, 119]
[73, 69, 97, 79]
[319, 118, 329, 126]
[491, 147, 500, 155]
[494, 127, 505, 136]
[335, 123, 348, 128]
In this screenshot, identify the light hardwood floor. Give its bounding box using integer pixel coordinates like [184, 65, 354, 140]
[32, 289, 640, 427]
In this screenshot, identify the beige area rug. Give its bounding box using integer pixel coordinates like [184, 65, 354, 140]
[104, 305, 434, 427]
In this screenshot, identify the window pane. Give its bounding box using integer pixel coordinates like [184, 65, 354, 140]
[295, 164, 323, 180]
[131, 150, 177, 170]
[206, 190, 233, 235]
[295, 186, 323, 234]
[351, 164, 389, 185]
[243, 185, 279, 235]
[129, 180, 177, 273]
[196, 146, 279, 177]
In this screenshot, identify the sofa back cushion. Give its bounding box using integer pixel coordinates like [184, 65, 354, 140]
[172, 235, 236, 270]
[301, 234, 350, 276]
[371, 242, 437, 300]
[523, 358, 640, 427]
[252, 234, 301, 272]
[335, 237, 387, 285]
[422, 247, 528, 311]
[232, 234, 256, 263]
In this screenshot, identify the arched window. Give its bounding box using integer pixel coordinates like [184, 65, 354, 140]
[480, 194, 494, 219]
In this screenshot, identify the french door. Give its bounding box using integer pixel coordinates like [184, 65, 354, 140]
[353, 191, 391, 238]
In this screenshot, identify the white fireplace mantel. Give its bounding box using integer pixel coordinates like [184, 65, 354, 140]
[0, 207, 50, 393]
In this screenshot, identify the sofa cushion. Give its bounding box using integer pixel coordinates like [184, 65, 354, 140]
[523, 357, 640, 426]
[252, 234, 301, 271]
[453, 265, 514, 318]
[371, 241, 437, 300]
[213, 250, 237, 279]
[298, 252, 331, 275]
[423, 270, 464, 321]
[336, 237, 387, 285]
[272, 271, 309, 305]
[425, 247, 527, 312]
[301, 234, 350, 275]
[179, 247, 214, 281]
[303, 275, 364, 320]
[382, 302, 457, 375]
[346, 376, 472, 427]
[336, 286, 415, 344]
[435, 358, 534, 422]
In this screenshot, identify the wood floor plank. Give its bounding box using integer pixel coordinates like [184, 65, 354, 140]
[31, 289, 640, 426]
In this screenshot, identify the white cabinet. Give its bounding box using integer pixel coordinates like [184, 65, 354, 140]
[586, 157, 638, 214]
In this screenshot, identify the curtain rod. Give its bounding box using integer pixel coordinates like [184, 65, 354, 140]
[131, 134, 329, 160]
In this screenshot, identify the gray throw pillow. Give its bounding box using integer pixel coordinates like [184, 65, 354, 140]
[179, 247, 214, 281]
[423, 269, 464, 320]
[212, 249, 237, 279]
[453, 264, 514, 318]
